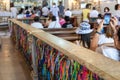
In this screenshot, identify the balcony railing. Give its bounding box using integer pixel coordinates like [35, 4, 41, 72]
[9, 19, 120, 80]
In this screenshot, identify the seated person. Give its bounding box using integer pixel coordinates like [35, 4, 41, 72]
[31, 16, 44, 28]
[30, 11, 36, 18]
[44, 14, 53, 28]
[59, 15, 66, 26]
[48, 16, 61, 28]
[64, 8, 72, 17]
[17, 8, 25, 19]
[90, 17, 120, 61]
[25, 11, 31, 17]
[62, 16, 73, 28]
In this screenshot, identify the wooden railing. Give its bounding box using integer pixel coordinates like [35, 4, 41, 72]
[9, 19, 120, 80]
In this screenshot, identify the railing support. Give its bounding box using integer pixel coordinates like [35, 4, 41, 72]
[31, 36, 38, 80]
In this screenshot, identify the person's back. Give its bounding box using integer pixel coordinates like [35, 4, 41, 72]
[31, 16, 43, 28]
[64, 8, 72, 17]
[50, 3, 59, 17]
[48, 16, 61, 28]
[82, 4, 91, 21]
[62, 16, 73, 28]
[10, 7, 18, 18]
[90, 7, 99, 18]
[42, 6, 49, 17]
[17, 8, 25, 19]
[58, 1, 64, 15]
[82, 9, 90, 21]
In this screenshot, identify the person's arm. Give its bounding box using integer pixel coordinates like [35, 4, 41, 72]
[110, 17, 120, 49]
[90, 20, 104, 51]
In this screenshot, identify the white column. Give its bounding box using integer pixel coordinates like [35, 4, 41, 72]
[117, 0, 120, 4]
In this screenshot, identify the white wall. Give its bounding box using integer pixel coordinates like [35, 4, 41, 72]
[100, 1, 117, 14]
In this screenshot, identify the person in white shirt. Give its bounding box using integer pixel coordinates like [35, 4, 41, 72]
[31, 16, 44, 28]
[90, 7, 99, 18]
[64, 8, 72, 17]
[48, 16, 61, 28]
[17, 8, 25, 19]
[10, 3, 18, 18]
[50, 3, 59, 21]
[42, 6, 49, 17]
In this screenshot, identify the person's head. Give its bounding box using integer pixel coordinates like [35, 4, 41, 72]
[64, 16, 70, 22]
[98, 14, 103, 19]
[86, 4, 91, 9]
[25, 6, 28, 10]
[115, 4, 120, 10]
[59, 1, 62, 5]
[92, 7, 96, 10]
[34, 16, 40, 22]
[18, 8, 24, 14]
[10, 3, 14, 7]
[104, 7, 110, 12]
[53, 3, 56, 6]
[33, 7, 37, 11]
[52, 16, 56, 21]
[67, 8, 70, 11]
[26, 11, 30, 14]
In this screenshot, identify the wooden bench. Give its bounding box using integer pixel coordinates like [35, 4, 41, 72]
[0, 16, 10, 31]
[42, 28, 79, 41]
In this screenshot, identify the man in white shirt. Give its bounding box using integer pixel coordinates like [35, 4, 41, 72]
[42, 6, 49, 17]
[90, 7, 99, 18]
[10, 3, 18, 18]
[64, 8, 72, 17]
[48, 16, 61, 28]
[31, 16, 43, 28]
[50, 3, 59, 21]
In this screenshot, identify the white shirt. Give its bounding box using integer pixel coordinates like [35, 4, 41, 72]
[64, 10, 72, 17]
[113, 10, 120, 17]
[90, 10, 99, 17]
[31, 22, 43, 28]
[42, 7, 49, 16]
[98, 34, 114, 45]
[17, 14, 25, 19]
[96, 34, 119, 61]
[10, 7, 18, 18]
[48, 21, 61, 28]
[50, 6, 59, 17]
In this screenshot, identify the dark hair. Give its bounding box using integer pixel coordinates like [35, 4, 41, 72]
[25, 6, 28, 10]
[59, 1, 62, 4]
[26, 11, 30, 14]
[64, 16, 70, 21]
[52, 16, 56, 21]
[98, 14, 103, 19]
[93, 7, 96, 10]
[67, 8, 69, 10]
[104, 7, 110, 12]
[86, 4, 91, 9]
[117, 28, 120, 41]
[115, 4, 119, 10]
[34, 16, 40, 22]
[18, 8, 24, 14]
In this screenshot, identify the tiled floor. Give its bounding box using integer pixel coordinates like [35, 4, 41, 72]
[0, 34, 32, 80]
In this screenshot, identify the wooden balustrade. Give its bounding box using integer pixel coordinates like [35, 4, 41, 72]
[9, 19, 120, 80]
